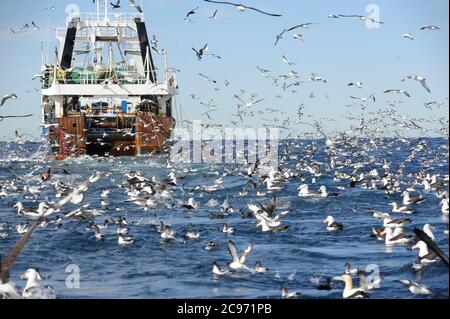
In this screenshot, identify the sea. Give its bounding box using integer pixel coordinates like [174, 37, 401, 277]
[0, 138, 448, 299]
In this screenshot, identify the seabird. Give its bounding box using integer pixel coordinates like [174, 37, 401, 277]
[255, 261, 268, 273]
[227, 240, 253, 271]
[319, 186, 341, 197]
[384, 89, 411, 98]
[222, 224, 235, 235]
[323, 216, 343, 231]
[440, 198, 449, 215]
[402, 33, 414, 40]
[390, 202, 416, 214]
[183, 198, 197, 210]
[420, 25, 440, 31]
[383, 214, 412, 228]
[345, 263, 359, 275]
[20, 268, 55, 299]
[203, 0, 282, 17]
[210, 9, 219, 19]
[333, 274, 368, 299]
[128, 0, 142, 13]
[348, 82, 363, 89]
[381, 227, 414, 246]
[411, 241, 439, 265]
[117, 233, 134, 245]
[397, 280, 431, 295]
[212, 262, 226, 275]
[402, 74, 431, 93]
[281, 55, 296, 66]
[281, 283, 300, 298]
[110, 0, 121, 9]
[401, 191, 426, 205]
[186, 7, 199, 20]
[1, 93, 18, 107]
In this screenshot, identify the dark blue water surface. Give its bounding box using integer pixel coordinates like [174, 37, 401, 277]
[0, 138, 448, 299]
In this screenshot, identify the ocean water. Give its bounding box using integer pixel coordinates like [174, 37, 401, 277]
[0, 138, 448, 299]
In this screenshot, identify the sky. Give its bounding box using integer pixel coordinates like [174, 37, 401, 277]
[0, 0, 448, 140]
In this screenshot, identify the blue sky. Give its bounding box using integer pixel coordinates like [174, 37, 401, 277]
[0, 0, 448, 140]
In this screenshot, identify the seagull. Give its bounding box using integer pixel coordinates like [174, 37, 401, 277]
[348, 82, 363, 89]
[338, 14, 383, 25]
[350, 95, 375, 103]
[212, 262, 226, 275]
[199, 73, 217, 83]
[110, 0, 121, 9]
[186, 7, 199, 20]
[323, 216, 343, 231]
[281, 55, 296, 65]
[328, 14, 339, 19]
[402, 75, 431, 93]
[420, 25, 440, 31]
[292, 34, 304, 41]
[31, 22, 40, 30]
[274, 28, 287, 46]
[192, 44, 208, 60]
[384, 89, 411, 98]
[227, 240, 253, 271]
[333, 274, 368, 299]
[128, 0, 142, 13]
[286, 23, 314, 31]
[233, 95, 265, 107]
[281, 283, 300, 298]
[203, 0, 282, 17]
[402, 33, 414, 40]
[0, 114, 33, 121]
[210, 9, 219, 19]
[397, 280, 431, 295]
[1, 93, 18, 107]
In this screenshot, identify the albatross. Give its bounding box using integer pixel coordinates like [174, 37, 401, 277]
[1, 93, 18, 107]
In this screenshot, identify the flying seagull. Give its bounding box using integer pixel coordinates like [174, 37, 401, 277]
[274, 28, 287, 46]
[0, 114, 33, 121]
[420, 25, 440, 31]
[31, 21, 40, 30]
[287, 23, 314, 31]
[402, 33, 414, 40]
[1, 93, 18, 107]
[210, 9, 219, 19]
[384, 89, 411, 98]
[402, 75, 431, 93]
[129, 0, 142, 13]
[186, 7, 199, 19]
[192, 44, 209, 60]
[111, 0, 121, 9]
[339, 14, 384, 24]
[203, 0, 282, 17]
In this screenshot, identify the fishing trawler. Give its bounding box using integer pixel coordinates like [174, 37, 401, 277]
[40, 0, 178, 159]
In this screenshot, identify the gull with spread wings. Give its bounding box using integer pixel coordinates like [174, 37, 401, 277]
[203, 0, 282, 17]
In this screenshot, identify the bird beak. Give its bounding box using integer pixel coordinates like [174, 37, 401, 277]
[332, 275, 344, 281]
[411, 244, 418, 250]
[20, 272, 27, 280]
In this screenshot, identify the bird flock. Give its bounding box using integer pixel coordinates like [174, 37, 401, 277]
[0, 1, 448, 299]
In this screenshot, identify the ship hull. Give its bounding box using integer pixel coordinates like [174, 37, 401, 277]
[47, 114, 174, 160]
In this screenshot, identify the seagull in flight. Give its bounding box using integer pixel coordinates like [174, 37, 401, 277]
[348, 82, 363, 89]
[384, 89, 411, 98]
[286, 22, 314, 31]
[274, 28, 287, 46]
[402, 33, 414, 40]
[1, 93, 18, 107]
[31, 22, 40, 30]
[203, 0, 282, 17]
[402, 75, 431, 93]
[350, 95, 375, 103]
[234, 95, 265, 108]
[281, 55, 296, 65]
[0, 114, 33, 121]
[186, 7, 199, 20]
[192, 44, 208, 60]
[199, 73, 217, 84]
[210, 9, 219, 19]
[420, 25, 440, 31]
[129, 0, 142, 13]
[110, 0, 121, 9]
[339, 14, 384, 25]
